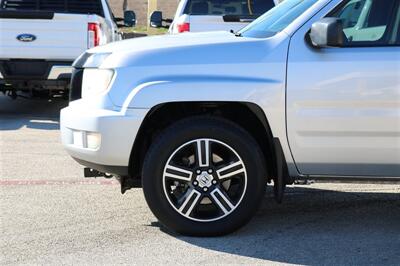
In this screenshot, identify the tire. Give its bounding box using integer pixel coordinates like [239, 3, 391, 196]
[142, 116, 267, 236]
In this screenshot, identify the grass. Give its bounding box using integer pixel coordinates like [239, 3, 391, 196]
[122, 26, 168, 36]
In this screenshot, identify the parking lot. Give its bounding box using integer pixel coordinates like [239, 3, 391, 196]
[0, 95, 399, 265]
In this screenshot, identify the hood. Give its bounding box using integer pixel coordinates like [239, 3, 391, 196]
[91, 31, 240, 54]
[90, 31, 277, 68]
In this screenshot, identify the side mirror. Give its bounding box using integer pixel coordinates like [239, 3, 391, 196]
[309, 18, 344, 48]
[124, 10, 136, 27]
[150, 11, 163, 28]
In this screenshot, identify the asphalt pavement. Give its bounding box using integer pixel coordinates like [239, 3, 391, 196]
[0, 95, 399, 265]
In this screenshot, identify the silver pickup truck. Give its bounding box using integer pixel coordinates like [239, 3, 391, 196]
[61, 0, 400, 236]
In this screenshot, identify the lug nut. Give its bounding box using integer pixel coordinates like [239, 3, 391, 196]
[208, 169, 213, 174]
[203, 187, 208, 192]
[212, 180, 217, 185]
[196, 170, 201, 174]
[193, 181, 198, 186]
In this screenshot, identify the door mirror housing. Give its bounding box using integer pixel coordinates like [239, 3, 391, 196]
[309, 18, 344, 48]
[124, 10, 136, 27]
[150, 11, 163, 28]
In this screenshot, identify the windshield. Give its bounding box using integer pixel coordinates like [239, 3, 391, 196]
[183, 0, 275, 17]
[238, 0, 318, 38]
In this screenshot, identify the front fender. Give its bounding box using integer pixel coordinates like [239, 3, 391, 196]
[121, 75, 280, 110]
[123, 74, 297, 175]
[116, 74, 296, 174]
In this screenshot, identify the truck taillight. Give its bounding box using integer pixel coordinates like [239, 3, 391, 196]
[177, 23, 190, 33]
[88, 23, 101, 48]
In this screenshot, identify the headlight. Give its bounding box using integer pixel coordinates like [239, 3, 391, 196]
[81, 69, 114, 98]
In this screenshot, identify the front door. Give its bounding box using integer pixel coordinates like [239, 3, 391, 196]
[287, 0, 400, 177]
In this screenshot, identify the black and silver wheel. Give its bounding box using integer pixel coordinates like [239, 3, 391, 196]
[163, 138, 247, 222]
[142, 117, 267, 236]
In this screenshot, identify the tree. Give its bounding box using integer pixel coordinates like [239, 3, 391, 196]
[123, 0, 127, 11]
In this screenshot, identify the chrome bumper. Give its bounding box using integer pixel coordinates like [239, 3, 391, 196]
[47, 66, 73, 80]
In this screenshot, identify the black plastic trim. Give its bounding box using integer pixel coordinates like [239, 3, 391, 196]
[72, 52, 92, 68]
[72, 157, 129, 176]
[0, 60, 72, 80]
[298, 175, 400, 182]
[0, 10, 54, 19]
[69, 68, 83, 101]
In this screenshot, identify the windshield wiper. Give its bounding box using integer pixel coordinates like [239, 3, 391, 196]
[230, 29, 242, 37]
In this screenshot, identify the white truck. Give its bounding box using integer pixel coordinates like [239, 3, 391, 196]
[0, 0, 136, 99]
[150, 0, 278, 34]
[61, 0, 400, 236]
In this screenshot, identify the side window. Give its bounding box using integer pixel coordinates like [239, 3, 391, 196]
[338, 0, 366, 28]
[393, 4, 400, 44]
[331, 0, 399, 46]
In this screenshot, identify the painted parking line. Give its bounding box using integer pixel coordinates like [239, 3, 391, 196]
[0, 179, 120, 186]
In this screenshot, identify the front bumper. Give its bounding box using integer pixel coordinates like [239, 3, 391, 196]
[60, 100, 149, 175]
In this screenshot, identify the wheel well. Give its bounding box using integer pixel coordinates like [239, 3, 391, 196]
[129, 102, 278, 180]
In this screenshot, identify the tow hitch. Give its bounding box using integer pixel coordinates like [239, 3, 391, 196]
[83, 168, 142, 194]
[84, 168, 113, 178]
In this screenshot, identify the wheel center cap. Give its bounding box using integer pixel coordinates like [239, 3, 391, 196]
[196, 171, 213, 188]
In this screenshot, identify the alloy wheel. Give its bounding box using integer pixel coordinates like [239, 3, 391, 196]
[162, 138, 247, 222]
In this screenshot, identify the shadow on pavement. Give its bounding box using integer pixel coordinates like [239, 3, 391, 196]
[0, 118, 60, 130]
[0, 95, 67, 130]
[172, 186, 400, 265]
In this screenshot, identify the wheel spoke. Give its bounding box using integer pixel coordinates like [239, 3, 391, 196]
[216, 161, 245, 180]
[178, 189, 202, 217]
[164, 164, 193, 182]
[196, 139, 210, 167]
[210, 188, 235, 214]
